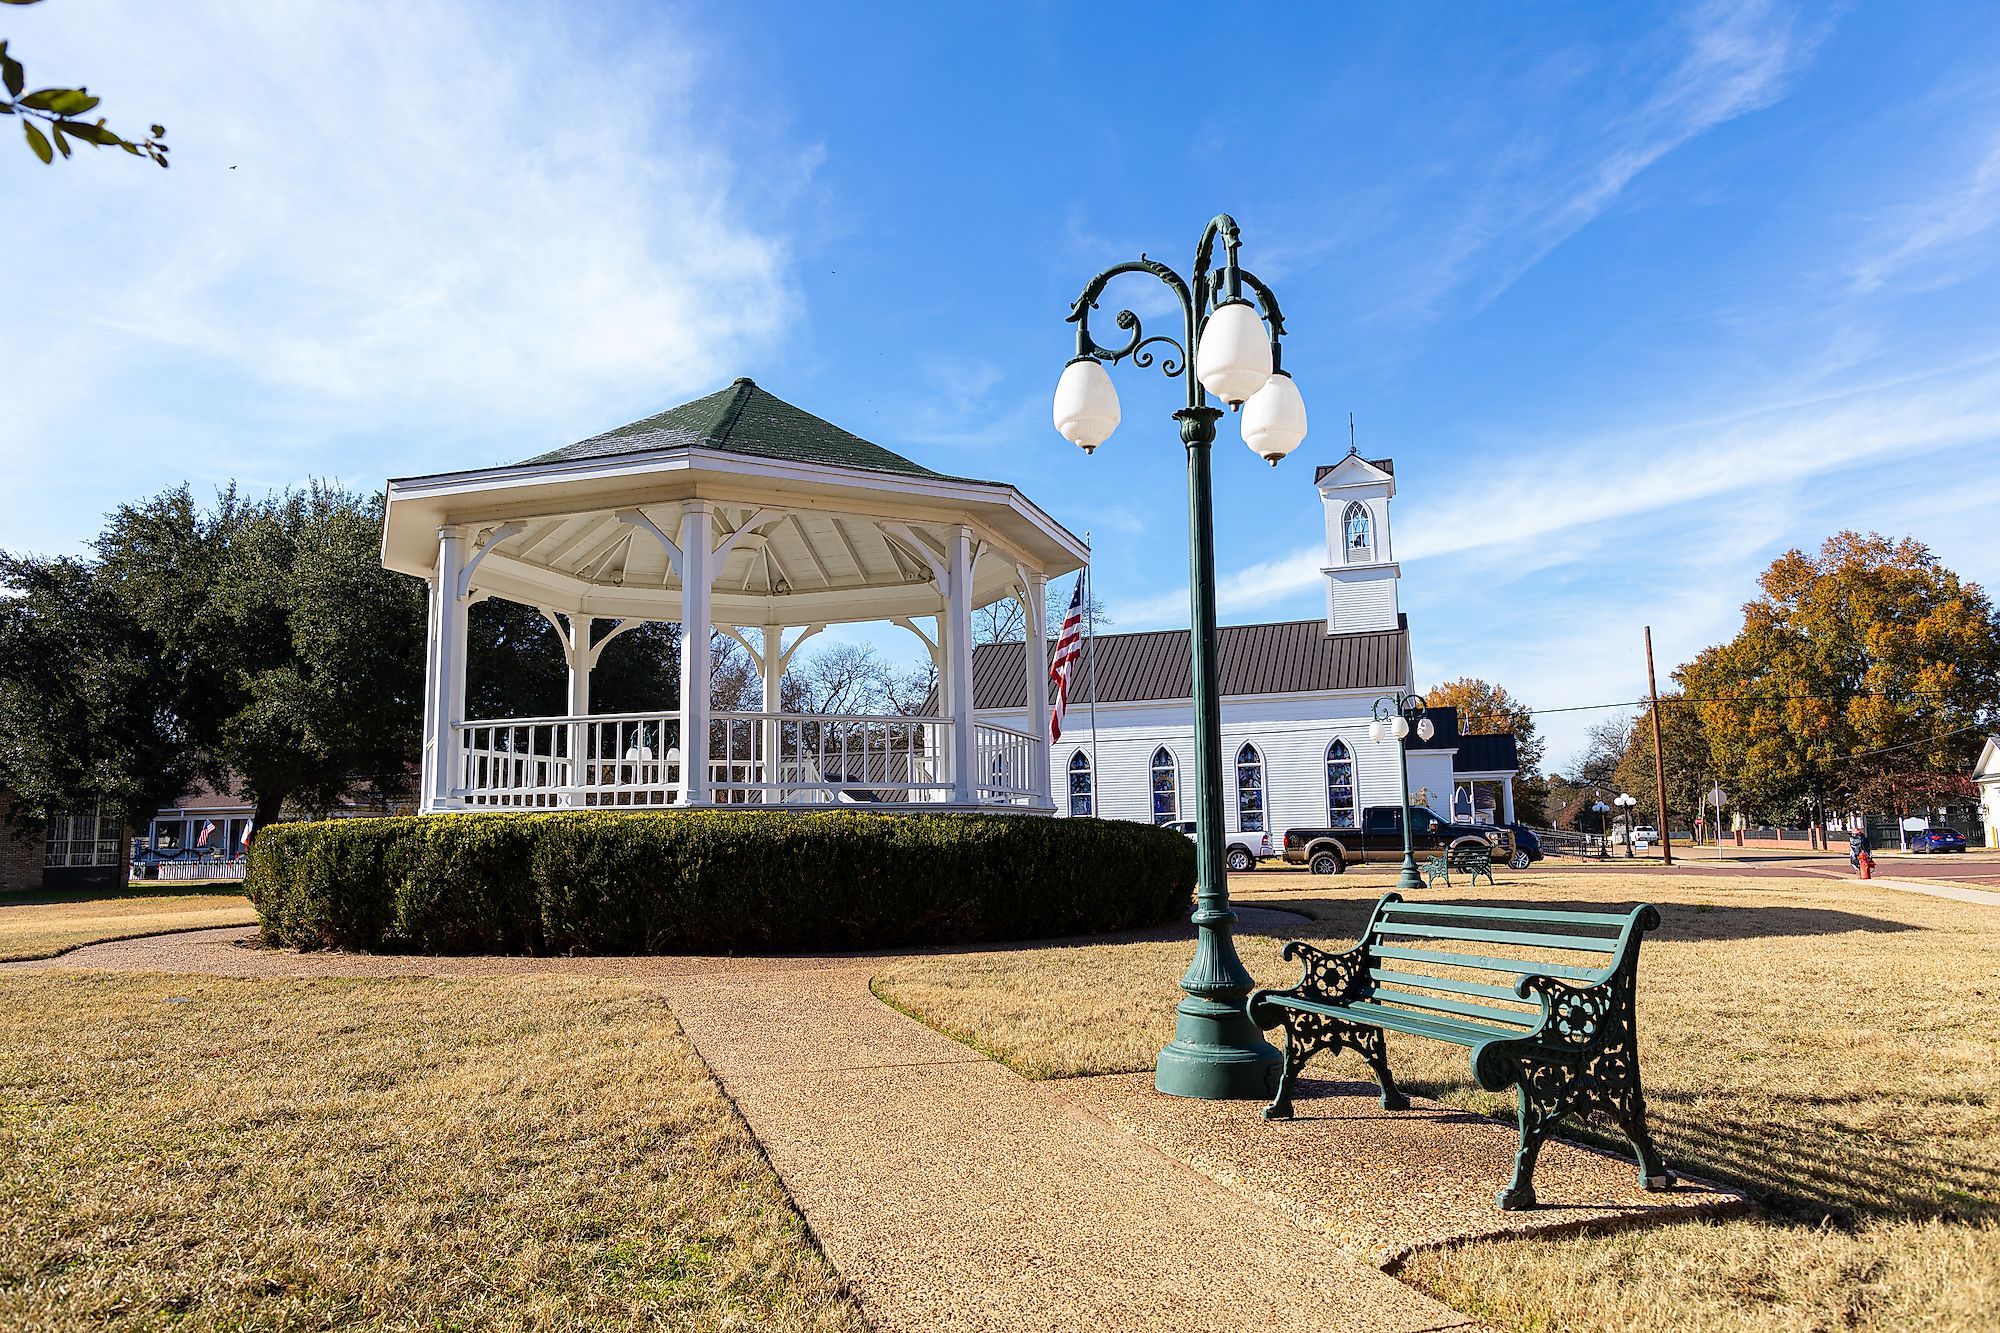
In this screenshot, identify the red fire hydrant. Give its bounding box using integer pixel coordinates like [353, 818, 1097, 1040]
[1858, 850, 1875, 880]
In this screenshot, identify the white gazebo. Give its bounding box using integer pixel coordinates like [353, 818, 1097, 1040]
[382, 379, 1085, 813]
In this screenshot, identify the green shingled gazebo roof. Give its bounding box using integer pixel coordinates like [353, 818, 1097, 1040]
[520, 378, 943, 480]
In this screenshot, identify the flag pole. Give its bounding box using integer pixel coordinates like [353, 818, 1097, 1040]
[1084, 532, 1101, 812]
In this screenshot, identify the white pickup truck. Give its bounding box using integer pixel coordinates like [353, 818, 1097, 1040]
[1162, 820, 1274, 872]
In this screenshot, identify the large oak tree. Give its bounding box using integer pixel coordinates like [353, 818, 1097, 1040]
[1677, 531, 1999, 821]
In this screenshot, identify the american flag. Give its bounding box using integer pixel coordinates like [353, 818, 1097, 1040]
[1048, 575, 1086, 742]
[196, 819, 216, 848]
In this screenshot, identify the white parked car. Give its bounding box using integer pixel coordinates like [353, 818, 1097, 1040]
[1164, 821, 1272, 872]
[1632, 824, 1660, 844]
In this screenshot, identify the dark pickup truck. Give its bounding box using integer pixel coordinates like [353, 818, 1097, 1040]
[1282, 805, 1517, 875]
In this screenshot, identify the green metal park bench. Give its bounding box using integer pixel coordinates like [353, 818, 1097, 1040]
[1247, 892, 1672, 1210]
[1422, 846, 1494, 888]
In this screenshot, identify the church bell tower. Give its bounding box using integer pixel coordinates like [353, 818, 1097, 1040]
[1313, 450, 1401, 636]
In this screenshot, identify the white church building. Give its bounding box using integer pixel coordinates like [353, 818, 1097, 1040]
[972, 451, 1520, 837]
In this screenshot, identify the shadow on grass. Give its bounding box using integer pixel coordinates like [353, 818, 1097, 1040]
[1237, 894, 1920, 944]
[1384, 1072, 2000, 1228]
[1, 882, 248, 909]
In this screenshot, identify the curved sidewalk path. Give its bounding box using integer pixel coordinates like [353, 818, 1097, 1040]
[16, 918, 1748, 1333]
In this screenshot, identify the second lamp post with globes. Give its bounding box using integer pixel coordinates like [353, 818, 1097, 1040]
[1368, 692, 1435, 891]
[1052, 214, 1307, 1101]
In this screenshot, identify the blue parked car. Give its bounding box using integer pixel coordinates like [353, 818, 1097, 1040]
[1909, 827, 1967, 853]
[1506, 824, 1544, 868]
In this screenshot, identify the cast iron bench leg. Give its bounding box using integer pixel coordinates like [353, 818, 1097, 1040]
[1499, 1072, 1566, 1211]
[1609, 1084, 1675, 1191]
[1263, 1010, 1411, 1118]
[1352, 1025, 1409, 1110]
[1263, 1010, 1332, 1120]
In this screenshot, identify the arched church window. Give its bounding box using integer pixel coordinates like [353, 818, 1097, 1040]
[1067, 749, 1094, 818]
[1151, 746, 1179, 825]
[1235, 743, 1266, 833]
[1327, 739, 1357, 828]
[1343, 502, 1373, 562]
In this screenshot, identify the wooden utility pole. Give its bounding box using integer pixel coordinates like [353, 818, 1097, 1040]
[1645, 626, 1674, 866]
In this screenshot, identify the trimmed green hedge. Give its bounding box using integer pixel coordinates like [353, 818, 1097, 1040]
[246, 810, 1194, 955]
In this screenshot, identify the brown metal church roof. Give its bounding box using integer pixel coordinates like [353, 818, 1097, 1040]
[971, 617, 1409, 709]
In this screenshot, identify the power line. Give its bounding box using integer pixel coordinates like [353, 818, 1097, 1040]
[1839, 722, 1984, 762]
[1522, 686, 1975, 718]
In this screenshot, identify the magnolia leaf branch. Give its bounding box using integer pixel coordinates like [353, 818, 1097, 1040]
[0, 33, 168, 167]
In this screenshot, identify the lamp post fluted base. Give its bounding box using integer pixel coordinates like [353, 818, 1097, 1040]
[1154, 906, 1283, 1100]
[1396, 856, 1424, 891]
[1155, 1011, 1284, 1100]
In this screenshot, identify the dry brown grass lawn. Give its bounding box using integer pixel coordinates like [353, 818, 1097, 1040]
[0, 886, 257, 961]
[0, 971, 862, 1332]
[873, 869, 2000, 1332]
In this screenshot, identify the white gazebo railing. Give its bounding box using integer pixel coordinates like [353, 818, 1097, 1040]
[456, 711, 684, 809]
[710, 710, 950, 805]
[974, 721, 1038, 805]
[452, 710, 1042, 810]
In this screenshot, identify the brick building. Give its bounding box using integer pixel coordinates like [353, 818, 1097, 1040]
[1, 793, 126, 894]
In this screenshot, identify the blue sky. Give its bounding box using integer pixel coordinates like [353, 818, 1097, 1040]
[6, 1, 1999, 765]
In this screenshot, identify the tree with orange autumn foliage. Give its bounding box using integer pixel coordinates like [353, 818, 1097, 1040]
[1677, 532, 1999, 821]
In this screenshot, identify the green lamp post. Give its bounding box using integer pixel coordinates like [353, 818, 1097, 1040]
[1053, 214, 1307, 1101]
[1369, 692, 1433, 892]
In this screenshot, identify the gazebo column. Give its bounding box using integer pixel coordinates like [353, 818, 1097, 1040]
[1020, 570, 1052, 804]
[563, 614, 593, 807]
[421, 525, 470, 812]
[944, 523, 976, 805]
[762, 625, 783, 794]
[1502, 776, 1516, 824]
[678, 502, 715, 805]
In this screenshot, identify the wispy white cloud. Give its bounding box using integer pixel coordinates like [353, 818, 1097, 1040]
[896, 356, 1046, 452]
[1111, 351, 2000, 632]
[3, 0, 808, 548]
[1384, 0, 1817, 325]
[1849, 128, 2000, 293]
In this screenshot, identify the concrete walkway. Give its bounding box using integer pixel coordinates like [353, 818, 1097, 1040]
[653, 959, 1478, 1332]
[18, 921, 1749, 1332]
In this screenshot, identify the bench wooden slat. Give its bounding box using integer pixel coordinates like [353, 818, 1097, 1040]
[1374, 920, 1621, 953]
[1336, 999, 1522, 1044]
[1361, 985, 1539, 1029]
[1381, 902, 1636, 929]
[1367, 967, 1527, 1004]
[1272, 993, 1512, 1045]
[1371, 942, 1603, 982]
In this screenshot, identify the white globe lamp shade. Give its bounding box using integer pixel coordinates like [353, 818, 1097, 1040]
[1195, 300, 1273, 405]
[1368, 720, 1385, 744]
[1416, 716, 1435, 742]
[1052, 358, 1120, 452]
[1241, 371, 1307, 464]
[1391, 715, 1410, 740]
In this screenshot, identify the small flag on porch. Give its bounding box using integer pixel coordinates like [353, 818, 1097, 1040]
[196, 819, 216, 848]
[1048, 574, 1085, 742]
[240, 819, 254, 849]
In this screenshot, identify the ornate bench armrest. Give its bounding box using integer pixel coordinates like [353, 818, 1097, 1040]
[1468, 971, 1624, 1091]
[1247, 938, 1370, 1027]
